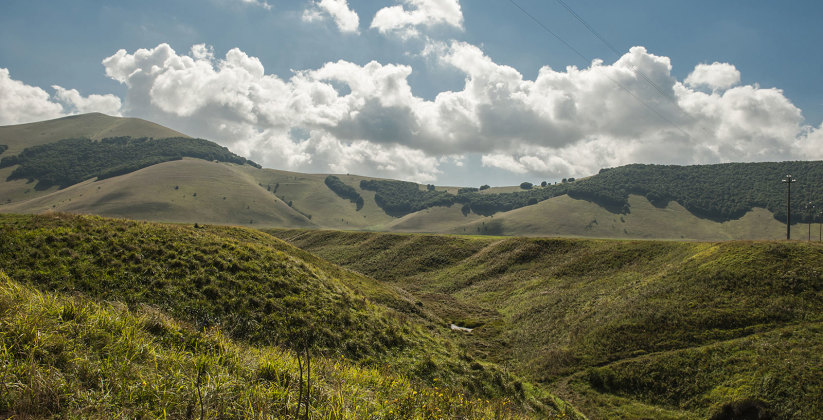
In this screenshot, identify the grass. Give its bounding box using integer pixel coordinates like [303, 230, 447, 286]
[0, 270, 572, 419]
[271, 228, 823, 419]
[0, 113, 188, 156]
[2, 159, 314, 228]
[449, 194, 799, 241]
[0, 213, 575, 418]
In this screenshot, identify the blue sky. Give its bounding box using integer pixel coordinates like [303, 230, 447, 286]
[2, 0, 822, 186]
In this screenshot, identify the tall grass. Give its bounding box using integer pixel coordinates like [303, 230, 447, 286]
[0, 271, 580, 419]
[0, 213, 579, 418]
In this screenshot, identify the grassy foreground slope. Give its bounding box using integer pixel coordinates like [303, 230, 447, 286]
[0, 271, 557, 418]
[0, 213, 576, 418]
[271, 229, 823, 419]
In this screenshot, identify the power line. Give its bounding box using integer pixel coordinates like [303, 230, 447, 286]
[552, 0, 716, 139]
[507, 0, 692, 138]
[554, 0, 675, 101]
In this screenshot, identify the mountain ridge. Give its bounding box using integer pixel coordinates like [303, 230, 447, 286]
[2, 113, 820, 240]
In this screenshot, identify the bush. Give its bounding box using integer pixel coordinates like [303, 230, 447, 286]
[520, 182, 533, 190]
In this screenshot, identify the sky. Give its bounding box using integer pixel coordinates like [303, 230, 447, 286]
[2, 0, 823, 187]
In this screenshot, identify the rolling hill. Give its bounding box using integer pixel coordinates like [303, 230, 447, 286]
[270, 228, 823, 419]
[0, 112, 189, 156]
[2, 112, 822, 240]
[0, 213, 574, 418]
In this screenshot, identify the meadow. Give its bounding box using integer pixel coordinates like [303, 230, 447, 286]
[271, 229, 823, 419]
[0, 213, 578, 418]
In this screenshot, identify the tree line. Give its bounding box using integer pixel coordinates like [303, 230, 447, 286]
[357, 161, 823, 223]
[324, 175, 364, 210]
[0, 136, 261, 190]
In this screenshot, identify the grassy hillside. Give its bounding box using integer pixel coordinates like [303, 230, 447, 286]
[0, 113, 188, 156]
[0, 213, 574, 417]
[241, 169, 398, 230]
[0, 136, 260, 190]
[270, 229, 823, 419]
[3, 113, 817, 240]
[448, 194, 810, 241]
[0, 271, 565, 418]
[1, 159, 314, 228]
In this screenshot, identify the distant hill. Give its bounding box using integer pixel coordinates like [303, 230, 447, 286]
[0, 112, 189, 156]
[2, 113, 821, 240]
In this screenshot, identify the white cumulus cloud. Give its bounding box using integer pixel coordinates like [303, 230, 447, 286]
[52, 86, 122, 116]
[0, 68, 121, 125]
[101, 42, 823, 183]
[685, 62, 741, 91]
[303, 0, 360, 34]
[371, 0, 463, 38]
[240, 0, 271, 10]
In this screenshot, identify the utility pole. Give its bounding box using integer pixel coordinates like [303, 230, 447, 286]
[782, 175, 796, 240]
[807, 202, 815, 241]
[819, 209, 822, 242]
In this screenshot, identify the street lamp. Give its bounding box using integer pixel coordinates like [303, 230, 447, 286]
[782, 175, 796, 240]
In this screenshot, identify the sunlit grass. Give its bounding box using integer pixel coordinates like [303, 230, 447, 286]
[0, 271, 579, 418]
[271, 228, 823, 419]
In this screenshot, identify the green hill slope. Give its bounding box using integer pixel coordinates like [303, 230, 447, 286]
[0, 113, 189, 156]
[270, 229, 823, 419]
[448, 194, 799, 240]
[0, 213, 574, 417]
[0, 270, 562, 418]
[2, 159, 314, 228]
[4, 113, 821, 240]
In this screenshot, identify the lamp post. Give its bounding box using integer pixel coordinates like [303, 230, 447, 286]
[782, 175, 796, 240]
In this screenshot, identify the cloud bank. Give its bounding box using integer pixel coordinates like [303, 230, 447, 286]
[0, 68, 121, 125]
[97, 41, 820, 182]
[4, 35, 820, 185]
